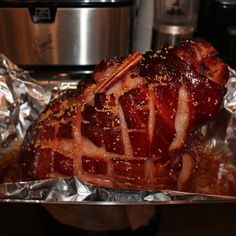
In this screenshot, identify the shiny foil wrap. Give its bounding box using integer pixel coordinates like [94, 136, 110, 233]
[0, 54, 49, 150]
[1, 56, 236, 204]
[1, 176, 235, 204]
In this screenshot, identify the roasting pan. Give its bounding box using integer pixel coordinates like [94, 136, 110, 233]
[1, 74, 236, 205]
[1, 56, 236, 206]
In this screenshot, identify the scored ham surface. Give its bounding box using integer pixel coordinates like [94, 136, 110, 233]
[19, 39, 229, 190]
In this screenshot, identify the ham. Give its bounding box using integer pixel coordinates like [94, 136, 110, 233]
[19, 39, 229, 190]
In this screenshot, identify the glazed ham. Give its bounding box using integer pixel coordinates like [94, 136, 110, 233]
[19, 39, 229, 190]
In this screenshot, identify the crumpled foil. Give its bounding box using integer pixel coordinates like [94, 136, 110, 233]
[1, 56, 236, 204]
[1, 176, 235, 204]
[0, 54, 49, 150]
[225, 67, 236, 114]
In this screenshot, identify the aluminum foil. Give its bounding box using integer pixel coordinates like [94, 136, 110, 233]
[0, 177, 163, 202]
[1, 56, 236, 204]
[1, 176, 235, 204]
[0, 54, 49, 150]
[225, 67, 236, 114]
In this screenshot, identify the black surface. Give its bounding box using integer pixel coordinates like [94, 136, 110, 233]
[196, 0, 236, 68]
[40, 206, 161, 236]
[2, 203, 236, 236]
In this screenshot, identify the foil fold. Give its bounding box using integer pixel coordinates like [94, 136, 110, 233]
[224, 67, 236, 114]
[1, 176, 235, 204]
[0, 177, 95, 202]
[0, 54, 49, 150]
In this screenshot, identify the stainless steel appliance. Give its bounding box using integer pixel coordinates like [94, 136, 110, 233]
[0, 0, 135, 77]
[152, 0, 200, 49]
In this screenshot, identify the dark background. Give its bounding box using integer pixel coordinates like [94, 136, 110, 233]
[1, 203, 236, 236]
